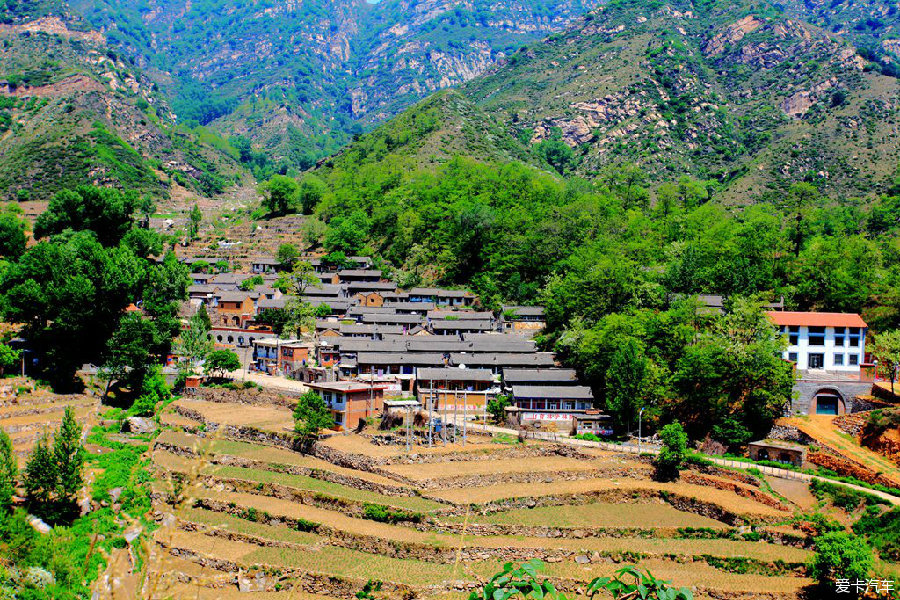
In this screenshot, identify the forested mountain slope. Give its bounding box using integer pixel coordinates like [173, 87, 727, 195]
[462, 0, 900, 201]
[68, 0, 605, 171]
[0, 2, 245, 201]
[302, 0, 900, 332]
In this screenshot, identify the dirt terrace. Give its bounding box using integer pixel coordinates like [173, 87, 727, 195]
[144, 404, 827, 599]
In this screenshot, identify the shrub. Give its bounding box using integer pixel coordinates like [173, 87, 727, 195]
[808, 531, 873, 588]
[362, 503, 422, 524]
[654, 422, 687, 482]
[853, 507, 900, 561]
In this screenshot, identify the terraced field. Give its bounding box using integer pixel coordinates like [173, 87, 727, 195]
[0, 379, 99, 465]
[144, 396, 827, 599]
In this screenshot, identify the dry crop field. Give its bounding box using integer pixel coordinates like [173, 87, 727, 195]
[138, 395, 835, 599]
[0, 377, 99, 466]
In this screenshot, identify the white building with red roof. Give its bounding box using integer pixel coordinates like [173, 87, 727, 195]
[766, 311, 873, 415]
[766, 311, 867, 373]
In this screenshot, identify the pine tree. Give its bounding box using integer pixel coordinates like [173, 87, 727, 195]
[0, 429, 17, 511]
[23, 435, 56, 511]
[53, 407, 84, 504]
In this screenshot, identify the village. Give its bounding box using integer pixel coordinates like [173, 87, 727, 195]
[179, 249, 894, 462]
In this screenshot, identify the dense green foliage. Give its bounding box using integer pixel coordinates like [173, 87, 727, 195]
[0, 429, 15, 512]
[808, 531, 874, 588]
[293, 390, 335, 453]
[654, 423, 688, 482]
[0, 186, 188, 390]
[469, 559, 692, 600]
[203, 349, 241, 379]
[854, 507, 900, 562]
[0, 414, 156, 599]
[23, 407, 84, 525]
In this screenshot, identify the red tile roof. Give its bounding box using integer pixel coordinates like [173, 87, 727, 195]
[765, 311, 867, 328]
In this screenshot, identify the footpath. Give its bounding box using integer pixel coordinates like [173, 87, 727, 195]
[460, 420, 900, 507]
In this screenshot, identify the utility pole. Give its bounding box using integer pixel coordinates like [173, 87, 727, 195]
[464, 389, 470, 445]
[638, 407, 644, 455]
[368, 365, 374, 420]
[428, 379, 434, 447]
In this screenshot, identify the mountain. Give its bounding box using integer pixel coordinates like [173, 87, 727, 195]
[66, 0, 604, 171]
[0, 1, 245, 202]
[326, 0, 900, 202]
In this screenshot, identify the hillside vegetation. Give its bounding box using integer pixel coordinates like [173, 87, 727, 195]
[0, 5, 245, 200]
[68, 0, 605, 172]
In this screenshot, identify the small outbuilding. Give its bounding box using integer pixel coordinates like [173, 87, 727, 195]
[748, 439, 807, 468]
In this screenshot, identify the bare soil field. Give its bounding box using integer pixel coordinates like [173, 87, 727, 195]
[171, 398, 294, 433]
[458, 501, 729, 529]
[428, 477, 788, 519]
[384, 455, 615, 480]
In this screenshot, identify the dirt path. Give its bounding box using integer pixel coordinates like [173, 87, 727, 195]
[781, 415, 900, 486]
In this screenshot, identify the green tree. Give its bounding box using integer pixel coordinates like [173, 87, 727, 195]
[177, 309, 214, 372]
[298, 174, 326, 214]
[99, 311, 159, 398]
[52, 407, 83, 508]
[188, 203, 202, 240]
[130, 367, 170, 416]
[0, 212, 27, 259]
[487, 394, 512, 424]
[293, 390, 334, 453]
[260, 174, 299, 215]
[277, 243, 299, 269]
[808, 531, 873, 589]
[786, 182, 819, 257]
[0, 343, 21, 377]
[654, 422, 687, 482]
[34, 186, 136, 247]
[469, 560, 692, 600]
[23, 435, 56, 518]
[204, 349, 241, 379]
[871, 330, 900, 397]
[240, 275, 264, 291]
[0, 429, 16, 512]
[324, 210, 370, 254]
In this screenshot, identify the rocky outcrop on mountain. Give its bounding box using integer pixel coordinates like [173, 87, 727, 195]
[458, 0, 900, 200]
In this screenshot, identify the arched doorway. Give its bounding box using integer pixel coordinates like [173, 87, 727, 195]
[812, 388, 845, 416]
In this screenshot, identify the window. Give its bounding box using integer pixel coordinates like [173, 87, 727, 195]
[808, 326, 825, 346]
[808, 353, 825, 369]
[834, 327, 846, 347]
[833, 353, 844, 366]
[788, 326, 800, 345]
[788, 352, 798, 363]
[849, 354, 859, 366]
[849, 327, 861, 347]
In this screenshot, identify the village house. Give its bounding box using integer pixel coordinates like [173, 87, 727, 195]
[766, 311, 874, 416]
[252, 338, 312, 376]
[355, 290, 385, 308]
[500, 306, 547, 334]
[748, 439, 807, 468]
[509, 385, 596, 431]
[408, 287, 477, 307]
[307, 381, 387, 431]
[336, 269, 383, 283]
[250, 257, 281, 274]
[502, 368, 578, 389]
[414, 367, 498, 411]
[211, 291, 257, 328]
[767, 311, 867, 371]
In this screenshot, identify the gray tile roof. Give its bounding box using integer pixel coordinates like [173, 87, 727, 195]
[511, 385, 594, 400]
[416, 368, 494, 382]
[502, 369, 578, 384]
